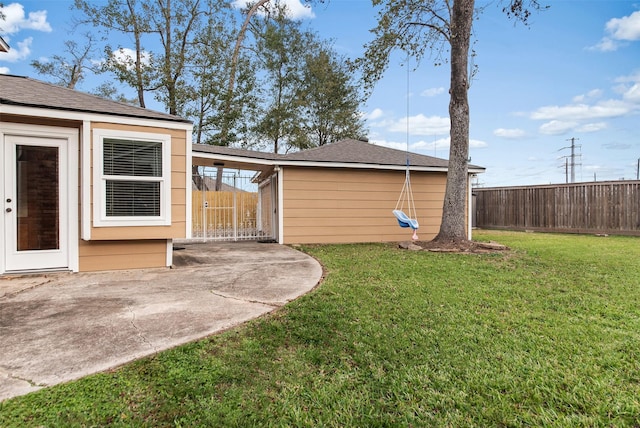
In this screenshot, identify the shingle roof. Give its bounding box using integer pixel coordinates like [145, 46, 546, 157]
[193, 143, 284, 161]
[193, 139, 485, 171]
[283, 139, 451, 168]
[0, 74, 191, 123]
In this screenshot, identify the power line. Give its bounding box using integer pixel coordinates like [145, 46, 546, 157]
[558, 137, 581, 183]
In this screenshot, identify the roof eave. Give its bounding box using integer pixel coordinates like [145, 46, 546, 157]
[1, 102, 193, 130]
[192, 151, 277, 166]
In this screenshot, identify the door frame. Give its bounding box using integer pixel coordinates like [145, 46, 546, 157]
[1, 123, 79, 274]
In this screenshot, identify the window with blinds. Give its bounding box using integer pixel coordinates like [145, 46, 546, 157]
[93, 129, 172, 227]
[103, 139, 162, 217]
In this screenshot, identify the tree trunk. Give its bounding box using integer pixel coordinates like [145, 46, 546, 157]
[433, 0, 475, 244]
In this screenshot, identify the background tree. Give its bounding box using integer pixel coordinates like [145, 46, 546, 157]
[68, 0, 367, 154]
[91, 81, 140, 104]
[362, 0, 545, 245]
[250, 5, 314, 153]
[250, 5, 366, 153]
[142, 0, 203, 116]
[30, 34, 98, 89]
[74, 0, 152, 107]
[185, 1, 256, 147]
[299, 47, 366, 147]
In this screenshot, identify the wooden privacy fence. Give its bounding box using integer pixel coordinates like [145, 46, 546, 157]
[475, 181, 640, 236]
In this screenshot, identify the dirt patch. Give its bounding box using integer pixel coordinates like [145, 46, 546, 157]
[400, 240, 510, 254]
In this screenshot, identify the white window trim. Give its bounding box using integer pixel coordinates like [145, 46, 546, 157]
[93, 129, 172, 227]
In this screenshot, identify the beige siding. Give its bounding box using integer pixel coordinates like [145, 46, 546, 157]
[282, 167, 446, 244]
[2, 115, 185, 273]
[79, 239, 167, 271]
[89, 122, 187, 240]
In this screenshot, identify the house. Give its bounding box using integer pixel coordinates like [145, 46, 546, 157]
[0, 75, 192, 274]
[1, 74, 483, 274]
[192, 140, 485, 244]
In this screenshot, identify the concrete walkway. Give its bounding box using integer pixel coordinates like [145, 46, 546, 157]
[0, 242, 322, 401]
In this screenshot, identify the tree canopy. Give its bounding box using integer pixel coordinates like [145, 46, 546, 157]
[36, 0, 367, 154]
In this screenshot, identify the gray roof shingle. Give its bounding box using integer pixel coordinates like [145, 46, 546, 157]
[193, 143, 284, 161]
[283, 139, 450, 168]
[193, 139, 485, 170]
[0, 74, 190, 123]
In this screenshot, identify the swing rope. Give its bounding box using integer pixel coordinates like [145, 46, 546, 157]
[392, 54, 419, 240]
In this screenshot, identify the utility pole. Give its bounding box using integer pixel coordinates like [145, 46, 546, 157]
[567, 137, 579, 183]
[637, 158, 639, 180]
[559, 138, 581, 183]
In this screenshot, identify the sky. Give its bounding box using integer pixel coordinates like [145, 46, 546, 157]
[1, 0, 639, 187]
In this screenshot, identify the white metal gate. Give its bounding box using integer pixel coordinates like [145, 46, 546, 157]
[192, 170, 276, 241]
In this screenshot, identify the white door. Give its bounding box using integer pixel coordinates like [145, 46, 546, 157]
[3, 135, 69, 271]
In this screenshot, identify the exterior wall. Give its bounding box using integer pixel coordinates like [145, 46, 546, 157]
[79, 239, 167, 272]
[281, 166, 447, 244]
[1, 114, 187, 273]
[88, 122, 188, 241]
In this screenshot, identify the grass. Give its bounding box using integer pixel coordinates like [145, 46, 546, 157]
[1, 231, 640, 427]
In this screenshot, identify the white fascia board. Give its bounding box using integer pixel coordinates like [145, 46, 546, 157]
[0, 104, 193, 132]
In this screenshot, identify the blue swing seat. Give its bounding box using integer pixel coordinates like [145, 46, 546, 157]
[393, 209, 419, 230]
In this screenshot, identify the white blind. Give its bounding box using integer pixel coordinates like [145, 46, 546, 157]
[103, 138, 163, 217]
[106, 181, 161, 216]
[103, 139, 162, 177]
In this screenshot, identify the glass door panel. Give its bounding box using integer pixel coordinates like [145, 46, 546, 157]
[16, 145, 60, 251]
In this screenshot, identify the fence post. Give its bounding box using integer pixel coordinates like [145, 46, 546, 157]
[233, 173, 238, 241]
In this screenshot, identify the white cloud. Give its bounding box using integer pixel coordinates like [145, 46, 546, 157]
[589, 37, 617, 52]
[0, 66, 10, 74]
[0, 36, 32, 62]
[530, 74, 639, 138]
[0, 3, 52, 34]
[577, 122, 607, 133]
[572, 89, 603, 103]
[365, 108, 384, 121]
[411, 137, 451, 152]
[589, 10, 640, 51]
[421, 87, 445, 97]
[470, 139, 488, 149]
[388, 114, 450, 136]
[369, 139, 408, 152]
[108, 47, 151, 70]
[531, 100, 631, 121]
[373, 136, 485, 159]
[232, 0, 314, 20]
[614, 70, 640, 84]
[623, 83, 640, 102]
[493, 128, 526, 139]
[606, 10, 640, 41]
[539, 120, 578, 135]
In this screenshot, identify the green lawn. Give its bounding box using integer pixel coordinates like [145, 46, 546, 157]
[1, 231, 639, 427]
